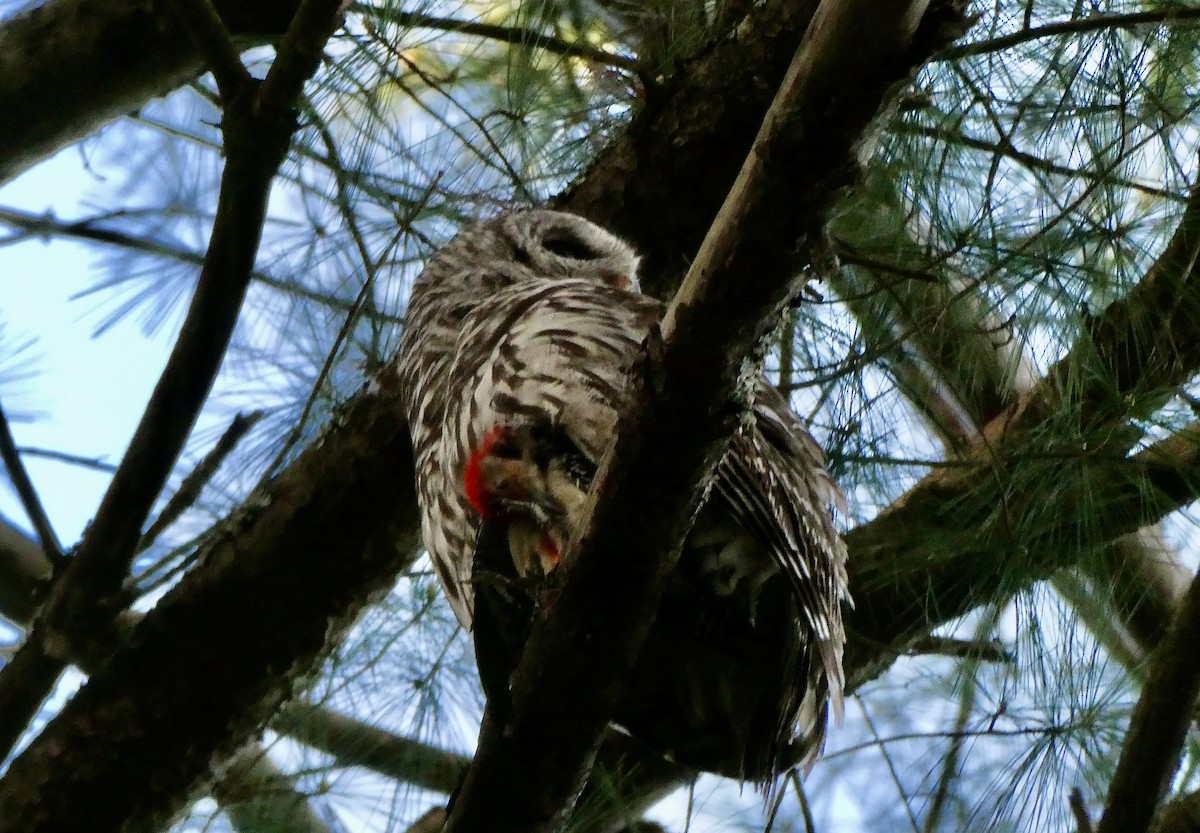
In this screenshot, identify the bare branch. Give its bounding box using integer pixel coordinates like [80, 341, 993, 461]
[0, 372, 419, 832]
[0, 205, 403, 325]
[271, 703, 469, 794]
[0, 536, 335, 833]
[844, 420, 1200, 691]
[0, 0, 303, 184]
[1072, 787, 1095, 833]
[0, 1, 349, 825]
[172, 0, 254, 100]
[0, 0, 344, 741]
[0, 52, 279, 766]
[256, 0, 342, 113]
[1097, 568, 1200, 833]
[7, 3, 1200, 830]
[214, 743, 337, 833]
[832, 149, 1200, 682]
[0, 402, 62, 562]
[14, 447, 117, 474]
[906, 634, 1013, 664]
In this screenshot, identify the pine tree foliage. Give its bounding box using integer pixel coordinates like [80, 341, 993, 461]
[2, 0, 1200, 831]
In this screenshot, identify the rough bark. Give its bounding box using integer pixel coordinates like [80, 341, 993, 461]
[0, 0, 302, 184]
[0, 369, 420, 833]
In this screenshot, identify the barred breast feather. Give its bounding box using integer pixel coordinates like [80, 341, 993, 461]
[393, 210, 849, 780]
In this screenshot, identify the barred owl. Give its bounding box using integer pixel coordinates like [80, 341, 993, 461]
[394, 209, 849, 780]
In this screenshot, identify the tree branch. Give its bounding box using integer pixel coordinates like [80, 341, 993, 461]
[840, 145, 1200, 683]
[214, 743, 338, 833]
[0, 364, 418, 832]
[0, 2, 348, 828]
[844, 419, 1200, 690]
[0, 0, 303, 184]
[1097, 566, 1200, 833]
[271, 703, 469, 795]
[5, 0, 1200, 827]
[13, 446, 118, 474]
[360, 5, 640, 73]
[0, 402, 63, 562]
[828, 168, 1191, 669]
[171, 0, 254, 100]
[0, 520, 334, 833]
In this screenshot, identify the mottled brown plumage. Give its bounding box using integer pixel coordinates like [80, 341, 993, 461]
[394, 209, 849, 780]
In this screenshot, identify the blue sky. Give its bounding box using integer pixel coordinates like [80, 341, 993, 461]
[0, 147, 176, 546]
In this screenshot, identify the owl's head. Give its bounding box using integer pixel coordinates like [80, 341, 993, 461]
[415, 210, 641, 298]
[494, 210, 641, 291]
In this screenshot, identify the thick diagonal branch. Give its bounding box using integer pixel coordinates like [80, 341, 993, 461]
[443, 3, 961, 831]
[0, 1, 346, 828]
[829, 175, 1189, 665]
[0, 376, 419, 832]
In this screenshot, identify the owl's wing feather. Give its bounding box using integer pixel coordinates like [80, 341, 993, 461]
[718, 387, 849, 723]
[444, 279, 849, 726]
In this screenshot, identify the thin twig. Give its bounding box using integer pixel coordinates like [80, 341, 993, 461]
[257, 0, 344, 113]
[15, 446, 118, 474]
[137, 411, 263, 553]
[1071, 787, 1094, 833]
[359, 5, 640, 73]
[788, 769, 817, 833]
[898, 122, 1187, 204]
[858, 697, 921, 832]
[0, 206, 403, 324]
[943, 8, 1200, 60]
[921, 603, 1006, 833]
[907, 634, 1014, 664]
[0, 403, 63, 562]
